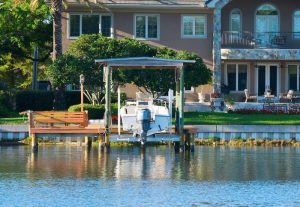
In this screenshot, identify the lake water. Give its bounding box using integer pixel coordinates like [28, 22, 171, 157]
[0, 145, 299, 207]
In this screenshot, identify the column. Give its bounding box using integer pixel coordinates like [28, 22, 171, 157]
[212, 0, 231, 93]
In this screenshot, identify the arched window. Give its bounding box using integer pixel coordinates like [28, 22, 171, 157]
[294, 11, 300, 39]
[256, 4, 279, 46]
[230, 9, 241, 32]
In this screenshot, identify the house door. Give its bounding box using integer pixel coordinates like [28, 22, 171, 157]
[257, 65, 278, 96]
[256, 4, 279, 47]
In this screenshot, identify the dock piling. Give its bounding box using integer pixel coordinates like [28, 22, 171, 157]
[31, 134, 38, 152]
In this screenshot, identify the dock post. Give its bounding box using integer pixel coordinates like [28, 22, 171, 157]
[174, 67, 180, 152]
[98, 134, 105, 151]
[85, 136, 92, 149]
[179, 65, 185, 151]
[104, 65, 111, 151]
[174, 65, 185, 152]
[31, 134, 38, 152]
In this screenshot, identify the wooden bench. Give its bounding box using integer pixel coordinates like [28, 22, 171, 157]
[26, 111, 104, 135]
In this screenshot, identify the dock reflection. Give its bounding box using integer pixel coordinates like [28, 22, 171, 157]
[22, 146, 300, 181]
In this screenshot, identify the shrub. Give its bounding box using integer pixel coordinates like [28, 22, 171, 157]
[15, 90, 54, 111]
[65, 91, 85, 108]
[0, 90, 13, 117]
[68, 103, 118, 119]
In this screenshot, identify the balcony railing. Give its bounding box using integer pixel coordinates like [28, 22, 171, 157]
[222, 31, 300, 49]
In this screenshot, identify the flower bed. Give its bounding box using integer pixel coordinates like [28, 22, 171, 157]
[235, 108, 300, 114]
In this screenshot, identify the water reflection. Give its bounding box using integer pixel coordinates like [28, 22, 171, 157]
[9, 146, 298, 181]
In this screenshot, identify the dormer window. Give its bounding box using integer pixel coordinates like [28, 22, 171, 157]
[230, 9, 241, 32]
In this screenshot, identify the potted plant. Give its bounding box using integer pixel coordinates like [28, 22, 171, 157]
[210, 92, 224, 112]
[198, 86, 205, 103]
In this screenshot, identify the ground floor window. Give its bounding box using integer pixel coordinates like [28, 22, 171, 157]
[226, 64, 248, 91]
[288, 64, 300, 91]
[69, 14, 112, 38]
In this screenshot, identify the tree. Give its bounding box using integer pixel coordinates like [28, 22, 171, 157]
[14, 0, 106, 60]
[46, 35, 211, 97]
[0, 0, 52, 89]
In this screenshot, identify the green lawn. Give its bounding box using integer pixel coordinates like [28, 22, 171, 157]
[183, 112, 300, 125]
[0, 117, 28, 125]
[2, 112, 300, 125]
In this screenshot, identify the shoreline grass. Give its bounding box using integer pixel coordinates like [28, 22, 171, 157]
[183, 112, 300, 125]
[2, 112, 300, 125]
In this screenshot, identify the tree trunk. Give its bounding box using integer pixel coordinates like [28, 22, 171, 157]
[51, 0, 62, 60]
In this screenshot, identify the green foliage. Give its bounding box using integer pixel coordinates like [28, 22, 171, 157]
[0, 54, 32, 89]
[68, 103, 118, 119]
[0, 90, 10, 117]
[15, 90, 54, 111]
[47, 35, 211, 97]
[0, 0, 52, 90]
[45, 55, 95, 88]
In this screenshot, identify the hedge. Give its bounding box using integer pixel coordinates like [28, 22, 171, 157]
[68, 103, 118, 119]
[15, 90, 54, 111]
[15, 90, 90, 112]
[14, 90, 127, 112]
[0, 91, 10, 117]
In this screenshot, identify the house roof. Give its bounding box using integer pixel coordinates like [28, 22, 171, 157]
[61, 0, 210, 9]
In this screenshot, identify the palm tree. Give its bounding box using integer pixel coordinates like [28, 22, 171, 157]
[15, 0, 105, 60]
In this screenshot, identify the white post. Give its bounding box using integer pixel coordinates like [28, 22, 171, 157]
[168, 89, 173, 135]
[118, 86, 121, 136]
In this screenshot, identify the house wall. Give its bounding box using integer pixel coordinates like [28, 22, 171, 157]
[221, 0, 300, 49]
[61, 9, 214, 68]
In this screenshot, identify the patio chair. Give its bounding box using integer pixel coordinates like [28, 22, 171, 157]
[280, 90, 294, 103]
[244, 89, 257, 103]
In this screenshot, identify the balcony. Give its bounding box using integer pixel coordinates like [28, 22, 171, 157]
[221, 31, 300, 61]
[222, 31, 300, 49]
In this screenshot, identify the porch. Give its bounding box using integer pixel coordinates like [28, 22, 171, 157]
[221, 60, 300, 99]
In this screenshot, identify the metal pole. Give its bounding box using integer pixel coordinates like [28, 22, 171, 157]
[118, 86, 121, 136]
[80, 74, 85, 112]
[81, 84, 84, 112]
[32, 47, 38, 90]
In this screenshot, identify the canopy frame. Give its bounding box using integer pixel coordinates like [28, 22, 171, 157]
[95, 57, 196, 151]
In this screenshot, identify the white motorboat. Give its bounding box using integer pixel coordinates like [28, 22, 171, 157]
[120, 92, 172, 145]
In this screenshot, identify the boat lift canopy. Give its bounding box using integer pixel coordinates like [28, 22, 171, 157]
[95, 57, 196, 148]
[95, 57, 195, 69]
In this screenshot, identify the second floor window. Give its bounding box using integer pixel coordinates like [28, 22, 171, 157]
[69, 14, 112, 38]
[182, 15, 207, 38]
[294, 11, 300, 39]
[134, 15, 159, 39]
[230, 9, 241, 33]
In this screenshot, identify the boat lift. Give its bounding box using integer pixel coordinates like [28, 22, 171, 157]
[95, 57, 196, 151]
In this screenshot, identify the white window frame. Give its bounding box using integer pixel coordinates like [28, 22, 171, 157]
[224, 63, 250, 92]
[181, 14, 207, 39]
[67, 13, 113, 39]
[255, 63, 280, 96]
[286, 64, 300, 91]
[293, 10, 300, 39]
[230, 9, 242, 32]
[133, 14, 160, 40]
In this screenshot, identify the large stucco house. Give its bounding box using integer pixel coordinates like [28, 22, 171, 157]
[61, 0, 300, 98]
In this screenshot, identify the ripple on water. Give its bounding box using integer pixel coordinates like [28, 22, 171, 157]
[0, 146, 299, 207]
